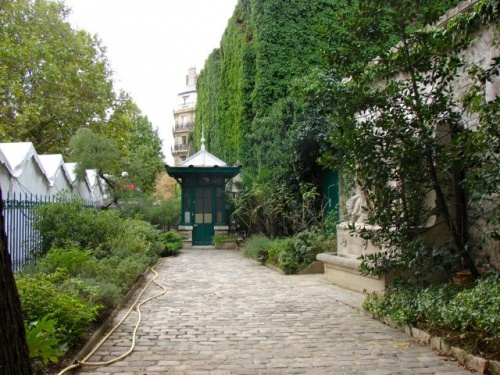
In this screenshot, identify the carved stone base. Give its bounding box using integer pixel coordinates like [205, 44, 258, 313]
[317, 253, 391, 294]
[317, 222, 392, 294]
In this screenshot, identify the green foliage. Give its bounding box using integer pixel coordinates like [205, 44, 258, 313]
[231, 169, 322, 238]
[277, 229, 327, 274]
[266, 238, 294, 266]
[31, 202, 161, 310]
[0, 0, 115, 153]
[34, 199, 121, 254]
[316, 0, 500, 279]
[16, 270, 102, 345]
[243, 229, 330, 274]
[69, 128, 122, 182]
[363, 272, 500, 356]
[242, 235, 272, 264]
[25, 316, 62, 365]
[460, 55, 500, 244]
[119, 192, 181, 230]
[212, 233, 237, 244]
[443, 272, 500, 339]
[195, 0, 335, 168]
[34, 246, 93, 276]
[107, 91, 165, 194]
[69, 121, 164, 200]
[158, 230, 183, 257]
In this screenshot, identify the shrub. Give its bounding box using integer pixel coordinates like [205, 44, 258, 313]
[25, 315, 63, 365]
[119, 193, 181, 230]
[267, 238, 293, 266]
[35, 201, 121, 254]
[212, 233, 237, 244]
[158, 230, 183, 257]
[277, 229, 326, 274]
[33, 246, 93, 276]
[363, 273, 500, 358]
[242, 235, 272, 263]
[443, 271, 500, 339]
[16, 270, 102, 345]
[243, 230, 328, 274]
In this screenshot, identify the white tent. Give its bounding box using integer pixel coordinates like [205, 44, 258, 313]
[64, 162, 94, 201]
[0, 142, 51, 198]
[38, 154, 73, 196]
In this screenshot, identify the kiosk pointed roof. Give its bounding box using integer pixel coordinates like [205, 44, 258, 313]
[180, 130, 226, 167]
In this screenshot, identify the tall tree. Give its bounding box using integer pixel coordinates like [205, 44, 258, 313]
[0, 0, 114, 154]
[107, 92, 165, 193]
[70, 93, 165, 199]
[0, 186, 33, 375]
[319, 0, 498, 279]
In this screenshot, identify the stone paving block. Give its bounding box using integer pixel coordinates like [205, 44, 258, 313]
[76, 250, 472, 375]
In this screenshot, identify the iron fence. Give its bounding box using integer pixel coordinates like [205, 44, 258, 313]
[2, 193, 98, 272]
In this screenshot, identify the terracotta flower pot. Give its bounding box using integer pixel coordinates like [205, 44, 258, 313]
[453, 269, 473, 286]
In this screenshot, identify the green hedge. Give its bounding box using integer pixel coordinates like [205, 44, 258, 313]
[363, 272, 500, 359]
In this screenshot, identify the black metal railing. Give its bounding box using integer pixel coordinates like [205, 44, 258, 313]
[172, 144, 189, 152]
[174, 122, 194, 132]
[2, 193, 98, 272]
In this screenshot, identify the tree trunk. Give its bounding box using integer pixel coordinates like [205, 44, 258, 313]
[0, 186, 33, 375]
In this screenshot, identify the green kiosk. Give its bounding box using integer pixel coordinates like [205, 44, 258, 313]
[166, 140, 241, 247]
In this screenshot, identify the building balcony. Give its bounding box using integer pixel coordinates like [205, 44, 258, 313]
[172, 144, 189, 152]
[173, 122, 194, 133]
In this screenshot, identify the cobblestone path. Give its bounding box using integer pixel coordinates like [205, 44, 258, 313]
[77, 250, 470, 375]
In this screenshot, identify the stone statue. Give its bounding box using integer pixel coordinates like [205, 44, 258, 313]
[346, 184, 369, 223]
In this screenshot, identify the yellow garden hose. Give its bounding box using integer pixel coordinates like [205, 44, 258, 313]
[57, 259, 167, 375]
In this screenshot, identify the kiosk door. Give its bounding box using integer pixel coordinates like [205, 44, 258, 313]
[192, 186, 214, 245]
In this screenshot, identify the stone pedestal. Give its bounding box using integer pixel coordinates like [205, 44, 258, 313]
[317, 222, 392, 294]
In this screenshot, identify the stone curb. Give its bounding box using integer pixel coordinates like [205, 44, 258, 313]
[69, 264, 153, 367]
[375, 316, 499, 374]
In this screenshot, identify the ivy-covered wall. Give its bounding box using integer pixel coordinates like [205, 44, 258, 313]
[195, 0, 338, 166]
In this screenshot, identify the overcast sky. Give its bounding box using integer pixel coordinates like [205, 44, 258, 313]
[63, 0, 238, 164]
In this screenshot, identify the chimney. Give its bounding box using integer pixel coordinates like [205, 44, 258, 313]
[186, 67, 197, 87]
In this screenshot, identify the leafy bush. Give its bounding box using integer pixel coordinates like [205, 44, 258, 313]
[119, 192, 181, 230]
[25, 316, 62, 365]
[242, 235, 272, 263]
[277, 229, 326, 274]
[33, 246, 93, 276]
[16, 270, 102, 345]
[363, 272, 500, 358]
[443, 272, 500, 339]
[212, 233, 237, 244]
[267, 238, 294, 266]
[243, 229, 328, 274]
[34, 200, 121, 254]
[158, 230, 183, 257]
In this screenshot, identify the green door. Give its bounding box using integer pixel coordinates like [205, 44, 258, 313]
[192, 186, 215, 245]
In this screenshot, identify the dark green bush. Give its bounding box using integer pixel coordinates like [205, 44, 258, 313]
[16, 270, 102, 345]
[158, 230, 183, 257]
[267, 238, 294, 266]
[34, 246, 93, 276]
[363, 272, 500, 357]
[443, 272, 500, 339]
[35, 201, 121, 254]
[277, 229, 326, 274]
[243, 229, 328, 274]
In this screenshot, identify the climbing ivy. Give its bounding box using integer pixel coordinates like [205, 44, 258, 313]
[195, 0, 337, 168]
